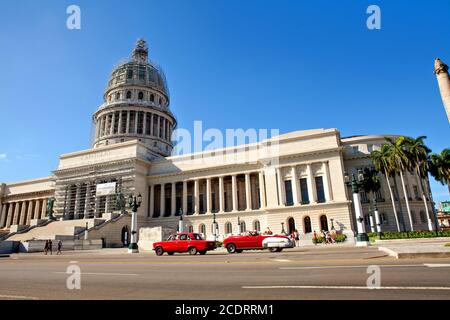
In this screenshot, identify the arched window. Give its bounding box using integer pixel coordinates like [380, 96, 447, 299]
[225, 222, 232, 234]
[240, 221, 246, 233]
[138, 91, 144, 100]
[150, 94, 155, 102]
[126, 91, 132, 99]
[320, 215, 328, 231]
[304, 216, 312, 234]
[115, 92, 120, 100]
[199, 223, 206, 235]
[253, 220, 261, 232]
[188, 225, 194, 233]
[287, 217, 296, 235]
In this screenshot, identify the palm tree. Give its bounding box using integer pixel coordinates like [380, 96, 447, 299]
[361, 167, 382, 232]
[371, 144, 401, 231]
[429, 148, 450, 194]
[385, 137, 415, 231]
[403, 136, 434, 231]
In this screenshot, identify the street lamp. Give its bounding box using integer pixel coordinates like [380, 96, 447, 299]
[344, 170, 370, 246]
[84, 221, 89, 240]
[330, 218, 335, 231]
[178, 208, 184, 233]
[212, 211, 218, 241]
[372, 198, 382, 238]
[237, 216, 241, 235]
[127, 193, 142, 253]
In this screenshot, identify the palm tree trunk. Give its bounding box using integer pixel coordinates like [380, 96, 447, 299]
[384, 170, 400, 232]
[399, 171, 414, 231]
[416, 166, 433, 231]
[392, 175, 406, 231]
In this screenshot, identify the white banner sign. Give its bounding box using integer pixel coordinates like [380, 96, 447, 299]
[96, 182, 117, 196]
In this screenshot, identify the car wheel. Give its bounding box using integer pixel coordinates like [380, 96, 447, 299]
[227, 243, 236, 254]
[189, 247, 198, 255]
[199, 251, 206, 255]
[155, 247, 164, 256]
[276, 248, 283, 253]
[167, 252, 174, 256]
[268, 247, 278, 253]
[236, 249, 243, 253]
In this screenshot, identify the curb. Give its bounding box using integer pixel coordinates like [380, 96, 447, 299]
[378, 246, 450, 259]
[0, 254, 10, 258]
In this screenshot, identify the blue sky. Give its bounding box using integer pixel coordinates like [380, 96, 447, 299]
[0, 0, 449, 203]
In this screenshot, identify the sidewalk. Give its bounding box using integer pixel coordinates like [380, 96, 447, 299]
[376, 238, 450, 259]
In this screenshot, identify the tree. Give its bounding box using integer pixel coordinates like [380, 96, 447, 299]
[385, 137, 415, 231]
[361, 167, 382, 232]
[371, 145, 401, 232]
[429, 148, 450, 194]
[403, 136, 434, 231]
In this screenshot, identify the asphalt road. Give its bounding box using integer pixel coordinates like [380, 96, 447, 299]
[1, 246, 450, 300]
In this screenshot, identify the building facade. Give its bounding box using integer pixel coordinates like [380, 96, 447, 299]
[0, 40, 436, 244]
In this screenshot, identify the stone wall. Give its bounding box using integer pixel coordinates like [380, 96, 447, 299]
[138, 226, 174, 252]
[87, 214, 132, 248]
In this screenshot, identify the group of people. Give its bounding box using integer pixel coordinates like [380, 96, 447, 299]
[44, 239, 63, 255]
[313, 230, 336, 244]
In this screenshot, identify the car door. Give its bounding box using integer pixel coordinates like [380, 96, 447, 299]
[247, 233, 261, 248]
[177, 234, 190, 252]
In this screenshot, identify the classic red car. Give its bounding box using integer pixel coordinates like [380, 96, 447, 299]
[153, 232, 216, 256]
[223, 231, 294, 253]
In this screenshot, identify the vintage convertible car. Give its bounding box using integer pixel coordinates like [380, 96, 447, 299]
[223, 231, 294, 253]
[153, 232, 217, 256]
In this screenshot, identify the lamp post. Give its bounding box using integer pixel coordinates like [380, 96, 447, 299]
[212, 211, 218, 241]
[237, 216, 241, 235]
[330, 218, 335, 231]
[178, 208, 184, 233]
[127, 193, 142, 253]
[84, 221, 89, 240]
[344, 170, 370, 246]
[373, 199, 382, 238]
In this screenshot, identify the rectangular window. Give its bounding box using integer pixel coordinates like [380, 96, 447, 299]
[113, 111, 119, 134]
[159, 119, 164, 138]
[187, 195, 193, 214]
[145, 113, 152, 135]
[120, 111, 127, 133]
[211, 192, 216, 212]
[284, 180, 293, 206]
[300, 178, 309, 204]
[152, 115, 158, 136]
[411, 210, 417, 224]
[199, 194, 205, 213]
[127, 69, 133, 79]
[137, 111, 144, 134]
[129, 111, 136, 134]
[176, 196, 182, 215]
[315, 176, 326, 203]
[413, 185, 419, 199]
[138, 66, 146, 80]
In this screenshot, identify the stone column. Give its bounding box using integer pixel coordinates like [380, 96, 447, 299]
[232, 175, 238, 211]
[26, 200, 34, 225]
[84, 184, 91, 218]
[41, 198, 48, 219]
[110, 112, 116, 135]
[291, 166, 300, 205]
[182, 181, 188, 214]
[134, 112, 138, 133]
[162, 118, 166, 140]
[34, 199, 41, 220]
[11, 202, 20, 225]
[171, 182, 176, 216]
[194, 179, 200, 214]
[157, 116, 161, 138]
[160, 183, 165, 217]
[219, 176, 224, 213]
[150, 113, 154, 136]
[245, 173, 252, 210]
[0, 204, 7, 228]
[322, 162, 333, 201]
[258, 171, 266, 209]
[143, 112, 147, 135]
[19, 202, 27, 225]
[126, 111, 130, 133]
[206, 178, 212, 214]
[118, 111, 123, 134]
[307, 163, 317, 203]
[276, 168, 285, 206]
[74, 184, 82, 219]
[149, 185, 154, 217]
[6, 203, 14, 228]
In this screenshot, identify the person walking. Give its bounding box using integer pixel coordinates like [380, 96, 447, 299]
[57, 240, 63, 255]
[44, 240, 49, 255]
[48, 239, 53, 255]
[294, 229, 300, 247]
[312, 230, 318, 245]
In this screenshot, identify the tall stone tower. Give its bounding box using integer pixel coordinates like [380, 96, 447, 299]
[434, 58, 450, 123]
[92, 39, 177, 157]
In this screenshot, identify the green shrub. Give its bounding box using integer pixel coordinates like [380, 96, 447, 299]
[379, 230, 450, 240]
[312, 234, 347, 244]
[215, 241, 223, 248]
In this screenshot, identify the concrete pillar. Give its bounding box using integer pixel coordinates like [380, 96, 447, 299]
[41, 198, 48, 219]
[307, 163, 317, 203]
[276, 168, 285, 206]
[126, 110, 130, 133]
[160, 183, 165, 217]
[134, 112, 138, 134]
[19, 202, 27, 225]
[171, 182, 176, 216]
[118, 111, 123, 134]
[182, 181, 188, 214]
[194, 179, 200, 214]
[258, 171, 266, 208]
[157, 115, 160, 138]
[6, 203, 15, 228]
[322, 161, 333, 201]
[0, 204, 7, 228]
[150, 113, 154, 136]
[232, 175, 238, 212]
[291, 166, 300, 205]
[74, 184, 82, 219]
[206, 178, 212, 214]
[142, 112, 147, 135]
[245, 173, 252, 210]
[34, 199, 41, 220]
[219, 176, 224, 213]
[110, 112, 116, 135]
[26, 200, 34, 225]
[162, 118, 166, 140]
[149, 185, 154, 217]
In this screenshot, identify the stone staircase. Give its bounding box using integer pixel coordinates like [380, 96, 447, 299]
[7, 218, 105, 241]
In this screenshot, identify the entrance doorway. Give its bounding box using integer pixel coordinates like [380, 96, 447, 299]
[287, 217, 296, 235]
[304, 216, 312, 234]
[320, 215, 329, 231]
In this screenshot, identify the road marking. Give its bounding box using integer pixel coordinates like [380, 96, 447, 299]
[424, 263, 450, 268]
[0, 294, 39, 300]
[69, 261, 78, 263]
[280, 264, 424, 270]
[242, 285, 450, 291]
[273, 259, 291, 262]
[54, 272, 139, 276]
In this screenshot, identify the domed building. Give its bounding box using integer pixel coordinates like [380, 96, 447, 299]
[0, 40, 437, 249]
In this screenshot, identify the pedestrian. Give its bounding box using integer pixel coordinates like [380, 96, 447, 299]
[312, 230, 318, 245]
[44, 240, 49, 255]
[57, 240, 63, 255]
[294, 229, 300, 247]
[48, 239, 53, 255]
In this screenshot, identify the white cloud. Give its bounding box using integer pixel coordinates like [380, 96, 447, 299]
[0, 153, 7, 161]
